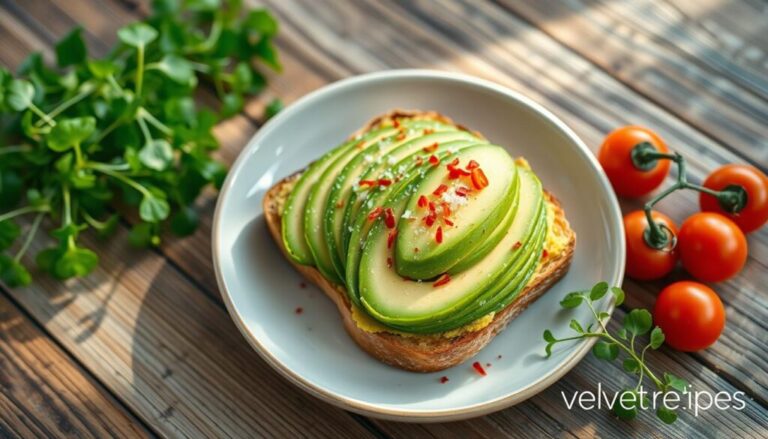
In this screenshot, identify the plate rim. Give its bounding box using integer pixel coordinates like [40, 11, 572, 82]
[212, 69, 626, 422]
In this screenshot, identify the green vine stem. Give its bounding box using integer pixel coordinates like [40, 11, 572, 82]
[631, 142, 748, 249]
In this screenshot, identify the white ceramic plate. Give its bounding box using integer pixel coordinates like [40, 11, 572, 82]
[212, 70, 625, 422]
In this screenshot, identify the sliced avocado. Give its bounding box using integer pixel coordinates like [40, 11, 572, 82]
[282, 126, 395, 265]
[357, 167, 544, 331]
[394, 145, 519, 280]
[305, 120, 453, 283]
[323, 130, 474, 280]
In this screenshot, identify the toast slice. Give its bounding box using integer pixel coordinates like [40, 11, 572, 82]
[263, 112, 576, 372]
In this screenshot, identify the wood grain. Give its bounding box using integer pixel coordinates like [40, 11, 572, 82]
[500, 0, 768, 169]
[0, 295, 149, 438]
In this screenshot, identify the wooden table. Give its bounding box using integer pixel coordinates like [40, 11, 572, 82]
[1, 0, 766, 437]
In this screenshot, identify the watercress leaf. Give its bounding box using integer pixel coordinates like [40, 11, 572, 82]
[48, 117, 96, 151]
[244, 9, 279, 37]
[545, 342, 554, 358]
[71, 169, 97, 189]
[623, 308, 653, 336]
[195, 158, 227, 188]
[117, 23, 158, 48]
[656, 406, 678, 424]
[152, 0, 180, 14]
[265, 97, 283, 120]
[139, 139, 174, 171]
[589, 281, 609, 301]
[55, 27, 87, 67]
[623, 358, 640, 373]
[7, 79, 35, 111]
[36, 247, 61, 274]
[613, 389, 640, 420]
[87, 59, 117, 79]
[560, 292, 584, 309]
[598, 311, 610, 321]
[664, 373, 689, 393]
[154, 54, 195, 85]
[616, 327, 628, 340]
[611, 286, 625, 306]
[650, 326, 665, 349]
[569, 319, 584, 333]
[187, 0, 220, 11]
[53, 246, 99, 279]
[55, 153, 74, 175]
[543, 329, 555, 343]
[0, 170, 23, 209]
[0, 255, 31, 287]
[592, 341, 618, 361]
[0, 220, 21, 251]
[170, 205, 199, 236]
[128, 222, 154, 247]
[139, 194, 170, 222]
[96, 214, 120, 238]
[220, 92, 243, 118]
[231, 62, 252, 93]
[252, 37, 281, 71]
[164, 96, 196, 125]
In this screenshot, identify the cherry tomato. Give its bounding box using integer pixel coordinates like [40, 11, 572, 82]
[624, 210, 678, 280]
[700, 164, 768, 233]
[653, 281, 725, 351]
[678, 213, 747, 283]
[598, 126, 671, 198]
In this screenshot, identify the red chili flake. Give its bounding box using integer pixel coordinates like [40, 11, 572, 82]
[448, 157, 460, 168]
[466, 160, 480, 170]
[512, 241, 522, 250]
[425, 212, 436, 227]
[359, 179, 377, 187]
[418, 195, 428, 208]
[299, 282, 307, 289]
[433, 273, 451, 287]
[422, 142, 439, 153]
[448, 167, 470, 179]
[443, 218, 454, 226]
[335, 200, 345, 209]
[393, 119, 400, 128]
[384, 208, 396, 229]
[472, 361, 487, 376]
[428, 155, 440, 166]
[433, 184, 448, 196]
[435, 226, 443, 244]
[395, 131, 406, 141]
[455, 186, 470, 197]
[542, 249, 549, 259]
[439, 376, 449, 384]
[356, 140, 366, 150]
[387, 229, 397, 249]
[415, 156, 424, 166]
[378, 178, 392, 186]
[367, 207, 383, 221]
[295, 307, 304, 315]
[428, 201, 436, 212]
[471, 168, 489, 190]
[423, 128, 434, 135]
[441, 202, 451, 217]
[386, 257, 393, 268]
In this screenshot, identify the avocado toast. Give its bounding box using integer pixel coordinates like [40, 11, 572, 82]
[264, 110, 575, 372]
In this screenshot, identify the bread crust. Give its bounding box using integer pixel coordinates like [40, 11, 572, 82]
[262, 111, 576, 372]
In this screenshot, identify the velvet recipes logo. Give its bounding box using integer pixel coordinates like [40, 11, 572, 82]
[562, 384, 747, 418]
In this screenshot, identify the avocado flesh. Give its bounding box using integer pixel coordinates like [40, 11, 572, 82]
[323, 130, 477, 281]
[304, 121, 451, 282]
[357, 167, 544, 330]
[340, 131, 485, 258]
[282, 126, 396, 265]
[343, 144, 482, 306]
[394, 145, 519, 280]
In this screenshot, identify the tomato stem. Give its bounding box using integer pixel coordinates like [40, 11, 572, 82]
[632, 145, 748, 249]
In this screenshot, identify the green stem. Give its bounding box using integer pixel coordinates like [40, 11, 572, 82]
[62, 185, 72, 226]
[90, 164, 151, 197]
[0, 145, 32, 156]
[136, 45, 146, 97]
[29, 103, 55, 127]
[14, 212, 44, 263]
[34, 83, 96, 128]
[0, 205, 48, 223]
[73, 142, 85, 168]
[138, 108, 173, 136]
[635, 345, 651, 391]
[137, 116, 153, 143]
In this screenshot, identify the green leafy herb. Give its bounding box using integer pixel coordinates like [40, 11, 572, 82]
[0, 2, 281, 286]
[543, 282, 689, 424]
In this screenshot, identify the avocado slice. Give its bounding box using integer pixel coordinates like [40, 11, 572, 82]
[357, 167, 544, 331]
[304, 120, 457, 283]
[282, 126, 396, 265]
[394, 145, 520, 280]
[323, 130, 477, 280]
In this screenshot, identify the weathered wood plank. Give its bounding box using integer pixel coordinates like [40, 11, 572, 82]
[0, 294, 150, 438]
[500, 0, 768, 168]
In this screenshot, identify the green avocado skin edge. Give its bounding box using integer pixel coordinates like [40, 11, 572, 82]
[281, 116, 550, 334]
